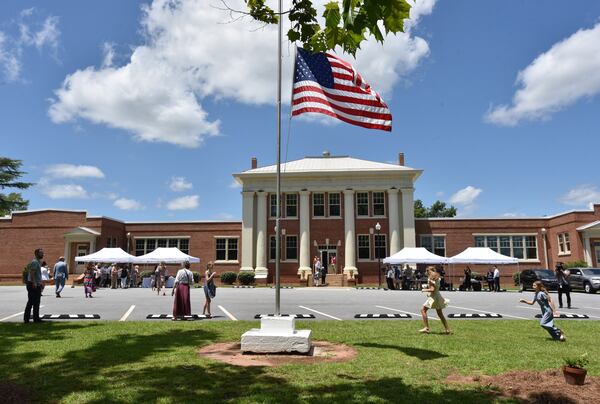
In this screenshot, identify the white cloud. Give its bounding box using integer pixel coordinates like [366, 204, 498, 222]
[49, 0, 435, 147]
[114, 197, 144, 210]
[101, 42, 115, 68]
[42, 184, 88, 199]
[169, 176, 193, 192]
[45, 164, 105, 179]
[0, 9, 60, 83]
[449, 186, 482, 216]
[558, 184, 600, 207]
[216, 212, 236, 220]
[166, 195, 199, 210]
[486, 22, 600, 126]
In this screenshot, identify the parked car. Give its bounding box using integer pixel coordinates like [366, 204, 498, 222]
[566, 267, 600, 294]
[519, 269, 559, 291]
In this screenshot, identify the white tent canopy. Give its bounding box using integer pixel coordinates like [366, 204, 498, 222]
[75, 247, 136, 263]
[383, 247, 449, 265]
[133, 247, 200, 264]
[448, 247, 519, 265]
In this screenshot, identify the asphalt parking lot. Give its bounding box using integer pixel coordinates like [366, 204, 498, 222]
[1, 285, 599, 322]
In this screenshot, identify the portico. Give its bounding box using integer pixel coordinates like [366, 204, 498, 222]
[578, 220, 600, 267]
[232, 152, 422, 282]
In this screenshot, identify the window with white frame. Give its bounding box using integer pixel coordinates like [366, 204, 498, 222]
[473, 235, 538, 260]
[285, 235, 298, 260]
[558, 233, 571, 254]
[356, 192, 369, 216]
[286, 194, 297, 218]
[106, 237, 118, 248]
[420, 235, 446, 257]
[373, 191, 385, 216]
[357, 235, 370, 260]
[134, 238, 189, 256]
[374, 234, 387, 259]
[329, 193, 340, 216]
[215, 237, 238, 261]
[313, 193, 325, 217]
[269, 194, 277, 218]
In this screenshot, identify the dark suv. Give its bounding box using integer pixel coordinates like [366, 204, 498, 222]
[566, 267, 600, 294]
[519, 269, 559, 291]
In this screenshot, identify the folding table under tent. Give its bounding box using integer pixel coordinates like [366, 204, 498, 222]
[448, 247, 519, 289]
[132, 247, 200, 264]
[383, 247, 449, 265]
[75, 247, 136, 263]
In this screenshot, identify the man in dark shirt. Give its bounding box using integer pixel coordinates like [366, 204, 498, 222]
[555, 262, 571, 309]
[24, 248, 44, 323]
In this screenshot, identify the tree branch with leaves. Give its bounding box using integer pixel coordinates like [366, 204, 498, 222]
[0, 157, 33, 216]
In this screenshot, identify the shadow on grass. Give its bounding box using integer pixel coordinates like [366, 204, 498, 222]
[355, 342, 449, 360]
[0, 323, 492, 403]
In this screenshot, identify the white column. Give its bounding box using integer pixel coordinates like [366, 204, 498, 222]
[583, 235, 593, 266]
[401, 187, 416, 248]
[387, 189, 401, 255]
[298, 191, 311, 279]
[255, 192, 268, 277]
[240, 191, 255, 272]
[343, 190, 358, 277]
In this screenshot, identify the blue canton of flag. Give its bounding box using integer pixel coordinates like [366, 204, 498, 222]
[292, 47, 392, 131]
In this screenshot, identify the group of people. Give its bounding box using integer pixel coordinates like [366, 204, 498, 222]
[461, 265, 502, 291]
[385, 265, 420, 290]
[311, 256, 336, 286]
[171, 261, 216, 319]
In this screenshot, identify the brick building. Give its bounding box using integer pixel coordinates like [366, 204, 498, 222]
[1, 153, 600, 285]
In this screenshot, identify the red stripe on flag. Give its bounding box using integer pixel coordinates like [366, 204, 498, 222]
[293, 86, 386, 107]
[292, 96, 392, 120]
[292, 107, 391, 132]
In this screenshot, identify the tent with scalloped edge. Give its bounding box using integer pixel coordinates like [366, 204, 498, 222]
[75, 247, 136, 263]
[448, 247, 519, 265]
[132, 247, 200, 264]
[383, 247, 449, 265]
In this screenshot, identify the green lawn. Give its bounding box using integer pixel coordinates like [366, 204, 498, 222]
[1, 320, 598, 403]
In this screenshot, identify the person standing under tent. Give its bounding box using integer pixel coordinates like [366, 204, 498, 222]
[155, 262, 166, 296]
[419, 266, 452, 335]
[120, 265, 129, 289]
[463, 266, 472, 291]
[394, 265, 401, 290]
[555, 262, 571, 309]
[130, 265, 139, 288]
[493, 265, 501, 292]
[403, 265, 413, 290]
[172, 261, 194, 319]
[386, 266, 395, 290]
[203, 261, 216, 317]
[110, 264, 118, 289]
[486, 269, 494, 292]
[520, 281, 566, 341]
[53, 257, 68, 298]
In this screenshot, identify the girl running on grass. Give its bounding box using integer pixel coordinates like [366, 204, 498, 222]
[419, 266, 452, 334]
[519, 280, 566, 341]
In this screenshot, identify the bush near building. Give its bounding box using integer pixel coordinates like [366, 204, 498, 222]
[238, 271, 255, 285]
[220, 272, 237, 285]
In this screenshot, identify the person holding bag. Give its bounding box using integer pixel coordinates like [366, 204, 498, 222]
[203, 261, 216, 317]
[172, 261, 194, 319]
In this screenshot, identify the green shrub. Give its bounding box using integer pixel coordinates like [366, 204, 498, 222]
[563, 260, 588, 269]
[564, 353, 589, 369]
[220, 272, 237, 285]
[238, 271, 255, 285]
[139, 270, 154, 279]
[513, 272, 521, 286]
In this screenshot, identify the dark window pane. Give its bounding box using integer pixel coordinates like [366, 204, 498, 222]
[374, 235, 386, 259]
[286, 194, 297, 217]
[286, 236, 298, 260]
[329, 193, 340, 216]
[373, 192, 385, 216]
[356, 192, 369, 216]
[358, 235, 370, 259]
[270, 236, 276, 260]
[157, 239, 167, 248]
[313, 193, 325, 217]
[270, 194, 277, 218]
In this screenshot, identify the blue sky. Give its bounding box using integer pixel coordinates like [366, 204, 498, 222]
[1, 0, 600, 221]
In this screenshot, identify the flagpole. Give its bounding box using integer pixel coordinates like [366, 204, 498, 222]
[274, 0, 283, 316]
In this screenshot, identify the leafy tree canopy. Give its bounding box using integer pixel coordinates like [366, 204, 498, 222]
[245, 0, 412, 56]
[0, 157, 33, 216]
[414, 199, 457, 218]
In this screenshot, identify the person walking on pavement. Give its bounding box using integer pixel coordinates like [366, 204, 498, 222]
[83, 263, 95, 298]
[53, 257, 68, 298]
[555, 262, 571, 309]
[24, 248, 44, 323]
[155, 262, 166, 296]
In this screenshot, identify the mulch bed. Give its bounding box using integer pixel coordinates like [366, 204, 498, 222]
[0, 382, 32, 404]
[446, 369, 600, 403]
[198, 341, 357, 367]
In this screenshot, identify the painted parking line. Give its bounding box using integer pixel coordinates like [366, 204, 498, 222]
[0, 305, 45, 322]
[218, 305, 238, 321]
[298, 305, 342, 321]
[516, 305, 600, 319]
[582, 306, 600, 311]
[449, 305, 528, 320]
[119, 305, 135, 322]
[375, 305, 439, 321]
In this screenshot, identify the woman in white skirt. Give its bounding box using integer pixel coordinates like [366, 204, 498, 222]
[419, 266, 452, 334]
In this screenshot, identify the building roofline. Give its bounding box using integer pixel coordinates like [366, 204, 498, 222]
[416, 206, 598, 222]
[124, 220, 241, 225]
[577, 220, 600, 231]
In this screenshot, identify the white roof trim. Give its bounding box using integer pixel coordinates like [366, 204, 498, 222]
[238, 156, 418, 174]
[577, 220, 600, 231]
[64, 226, 101, 236]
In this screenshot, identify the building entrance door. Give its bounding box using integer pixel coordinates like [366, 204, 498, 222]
[318, 245, 337, 274]
[595, 243, 600, 267]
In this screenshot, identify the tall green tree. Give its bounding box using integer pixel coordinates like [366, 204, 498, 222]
[414, 199, 457, 218]
[0, 157, 33, 216]
[244, 0, 412, 55]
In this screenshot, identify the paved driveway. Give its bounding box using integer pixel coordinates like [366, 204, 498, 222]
[1, 286, 599, 322]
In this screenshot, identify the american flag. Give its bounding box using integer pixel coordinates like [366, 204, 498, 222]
[291, 47, 392, 131]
